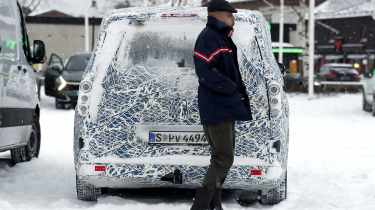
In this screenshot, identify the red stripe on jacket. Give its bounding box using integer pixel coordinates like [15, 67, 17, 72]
[194, 48, 232, 63]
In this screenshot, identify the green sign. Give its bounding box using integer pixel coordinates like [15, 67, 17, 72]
[272, 47, 304, 54]
[5, 40, 17, 50]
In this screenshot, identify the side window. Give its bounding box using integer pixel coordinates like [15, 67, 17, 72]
[0, 1, 18, 62]
[16, 3, 31, 62]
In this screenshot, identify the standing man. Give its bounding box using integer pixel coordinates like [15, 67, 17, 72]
[191, 0, 252, 210]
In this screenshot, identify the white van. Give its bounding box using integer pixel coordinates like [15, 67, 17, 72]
[0, 0, 45, 164]
[74, 7, 289, 205]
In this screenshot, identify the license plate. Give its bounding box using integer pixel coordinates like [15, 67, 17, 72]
[148, 131, 208, 144]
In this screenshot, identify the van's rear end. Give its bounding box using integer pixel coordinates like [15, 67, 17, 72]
[74, 7, 288, 202]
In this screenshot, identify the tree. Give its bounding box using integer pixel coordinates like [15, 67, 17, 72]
[19, 0, 41, 16]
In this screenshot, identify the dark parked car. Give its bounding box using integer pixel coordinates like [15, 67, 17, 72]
[0, 0, 45, 165]
[317, 63, 360, 82]
[44, 53, 91, 109]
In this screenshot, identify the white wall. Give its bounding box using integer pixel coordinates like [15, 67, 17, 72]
[26, 23, 100, 60]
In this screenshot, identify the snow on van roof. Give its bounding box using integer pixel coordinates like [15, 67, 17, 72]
[101, 6, 263, 28]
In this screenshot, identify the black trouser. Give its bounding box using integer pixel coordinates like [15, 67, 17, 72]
[191, 120, 235, 210]
[202, 120, 235, 190]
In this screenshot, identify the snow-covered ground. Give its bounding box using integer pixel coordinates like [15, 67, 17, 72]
[0, 93, 374, 210]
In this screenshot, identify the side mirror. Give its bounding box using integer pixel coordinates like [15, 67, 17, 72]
[364, 72, 373, 79]
[32, 40, 46, 64]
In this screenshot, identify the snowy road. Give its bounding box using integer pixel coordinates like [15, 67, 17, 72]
[0, 93, 374, 210]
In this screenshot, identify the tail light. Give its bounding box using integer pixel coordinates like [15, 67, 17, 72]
[250, 169, 262, 176]
[327, 70, 337, 78]
[94, 165, 106, 172]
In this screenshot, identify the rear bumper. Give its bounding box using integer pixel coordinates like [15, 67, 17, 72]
[76, 156, 284, 191]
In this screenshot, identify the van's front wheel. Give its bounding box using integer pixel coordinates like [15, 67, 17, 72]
[260, 171, 287, 205]
[76, 176, 101, 201]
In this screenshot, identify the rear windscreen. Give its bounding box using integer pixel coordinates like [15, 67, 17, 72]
[89, 17, 272, 123]
[113, 19, 201, 70]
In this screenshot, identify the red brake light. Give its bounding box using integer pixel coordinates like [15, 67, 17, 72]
[250, 169, 262, 176]
[94, 165, 106, 172]
[327, 70, 337, 78]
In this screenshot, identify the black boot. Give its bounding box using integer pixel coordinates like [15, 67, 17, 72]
[209, 189, 223, 210]
[191, 187, 216, 210]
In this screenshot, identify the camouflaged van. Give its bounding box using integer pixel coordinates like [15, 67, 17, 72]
[74, 6, 289, 205]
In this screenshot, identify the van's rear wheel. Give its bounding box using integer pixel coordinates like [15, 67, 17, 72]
[10, 114, 40, 165]
[260, 171, 287, 205]
[76, 176, 101, 201]
[10, 147, 27, 165]
[25, 116, 41, 161]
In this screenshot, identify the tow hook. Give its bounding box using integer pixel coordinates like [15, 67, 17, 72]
[161, 169, 183, 184]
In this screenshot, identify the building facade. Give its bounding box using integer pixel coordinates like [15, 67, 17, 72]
[26, 10, 101, 60]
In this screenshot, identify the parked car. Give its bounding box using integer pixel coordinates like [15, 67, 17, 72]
[0, 0, 45, 165]
[44, 53, 91, 109]
[317, 63, 360, 82]
[74, 7, 289, 205]
[362, 70, 375, 116]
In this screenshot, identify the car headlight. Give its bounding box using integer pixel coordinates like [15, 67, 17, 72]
[56, 76, 67, 91]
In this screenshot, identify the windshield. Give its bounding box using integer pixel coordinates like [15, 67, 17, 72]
[65, 54, 91, 71]
[0, 0, 17, 61]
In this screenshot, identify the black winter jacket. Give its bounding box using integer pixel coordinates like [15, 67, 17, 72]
[194, 16, 252, 125]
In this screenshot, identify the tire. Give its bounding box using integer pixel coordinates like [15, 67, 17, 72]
[236, 190, 259, 206]
[260, 171, 287, 205]
[10, 113, 41, 165]
[76, 176, 101, 201]
[25, 115, 41, 161]
[362, 90, 372, 112]
[55, 99, 63, 109]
